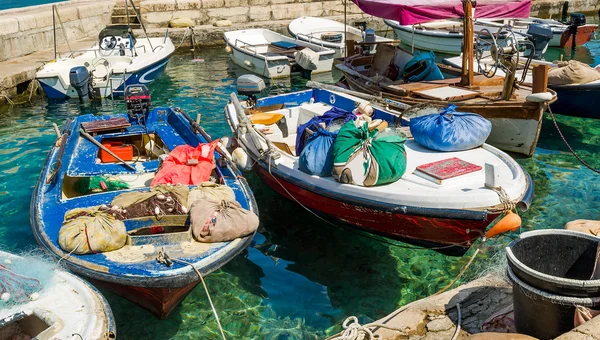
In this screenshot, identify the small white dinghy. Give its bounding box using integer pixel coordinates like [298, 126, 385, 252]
[288, 16, 393, 58]
[36, 25, 174, 100]
[224, 28, 335, 79]
[0, 251, 115, 339]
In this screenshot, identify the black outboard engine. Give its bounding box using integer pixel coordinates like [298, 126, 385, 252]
[525, 23, 553, 60]
[567, 13, 587, 50]
[124, 85, 151, 123]
[69, 66, 91, 102]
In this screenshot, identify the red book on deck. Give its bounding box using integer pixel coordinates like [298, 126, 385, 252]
[415, 157, 482, 184]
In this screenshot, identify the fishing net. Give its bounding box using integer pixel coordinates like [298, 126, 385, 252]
[109, 185, 189, 219]
[73, 176, 130, 194]
[0, 250, 57, 309]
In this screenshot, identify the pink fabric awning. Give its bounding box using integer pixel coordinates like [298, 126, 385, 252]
[352, 0, 532, 25]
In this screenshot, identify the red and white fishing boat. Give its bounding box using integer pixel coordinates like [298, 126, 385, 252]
[224, 80, 533, 255]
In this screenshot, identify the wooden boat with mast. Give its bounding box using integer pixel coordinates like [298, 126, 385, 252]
[339, 0, 556, 156]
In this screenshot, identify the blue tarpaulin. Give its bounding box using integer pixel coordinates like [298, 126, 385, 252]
[295, 107, 355, 155]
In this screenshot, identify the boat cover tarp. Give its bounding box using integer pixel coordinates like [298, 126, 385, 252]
[402, 50, 444, 82]
[151, 141, 218, 186]
[190, 198, 259, 243]
[548, 60, 600, 85]
[409, 104, 492, 151]
[299, 128, 337, 177]
[332, 121, 407, 186]
[58, 207, 128, 254]
[187, 182, 236, 210]
[295, 48, 319, 70]
[295, 107, 356, 155]
[352, 0, 531, 25]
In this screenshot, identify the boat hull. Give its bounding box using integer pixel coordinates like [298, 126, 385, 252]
[253, 161, 498, 254]
[93, 279, 200, 319]
[390, 24, 463, 55]
[549, 82, 600, 118]
[559, 25, 598, 48]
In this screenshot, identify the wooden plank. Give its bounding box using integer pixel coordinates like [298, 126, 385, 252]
[81, 117, 131, 133]
[532, 65, 550, 93]
[413, 86, 480, 101]
[385, 82, 446, 96]
[460, 0, 474, 86]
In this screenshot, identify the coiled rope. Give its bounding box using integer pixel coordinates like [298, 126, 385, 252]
[547, 106, 600, 175]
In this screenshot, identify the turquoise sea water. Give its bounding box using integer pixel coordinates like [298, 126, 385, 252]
[0, 0, 65, 11]
[1, 40, 599, 338]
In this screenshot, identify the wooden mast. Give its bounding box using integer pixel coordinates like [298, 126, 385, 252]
[460, 0, 474, 86]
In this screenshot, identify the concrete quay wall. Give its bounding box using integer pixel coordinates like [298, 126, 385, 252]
[0, 0, 115, 62]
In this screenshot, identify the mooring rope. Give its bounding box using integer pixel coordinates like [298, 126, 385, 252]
[547, 106, 600, 175]
[450, 303, 462, 340]
[330, 316, 409, 340]
[156, 248, 227, 340]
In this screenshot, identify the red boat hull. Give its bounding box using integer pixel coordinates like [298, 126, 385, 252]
[254, 165, 498, 251]
[560, 25, 598, 47]
[94, 279, 199, 319]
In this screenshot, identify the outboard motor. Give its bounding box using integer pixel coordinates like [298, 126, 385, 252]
[567, 13, 587, 50]
[124, 85, 151, 124]
[236, 74, 265, 107]
[236, 75, 288, 137]
[69, 66, 91, 102]
[525, 23, 553, 60]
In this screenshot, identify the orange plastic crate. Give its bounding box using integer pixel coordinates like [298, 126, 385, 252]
[100, 141, 133, 163]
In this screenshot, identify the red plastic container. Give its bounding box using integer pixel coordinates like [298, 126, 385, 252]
[100, 141, 133, 163]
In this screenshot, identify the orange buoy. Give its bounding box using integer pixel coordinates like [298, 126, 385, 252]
[485, 211, 522, 238]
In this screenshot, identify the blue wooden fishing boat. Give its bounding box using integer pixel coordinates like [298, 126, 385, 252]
[30, 85, 258, 318]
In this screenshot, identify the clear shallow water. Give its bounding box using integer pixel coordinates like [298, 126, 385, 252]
[0, 0, 65, 10]
[1, 41, 600, 339]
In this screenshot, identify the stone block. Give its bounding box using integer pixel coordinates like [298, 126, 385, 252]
[249, 6, 271, 21]
[170, 10, 202, 20]
[213, 19, 232, 27]
[144, 11, 174, 25]
[225, 0, 250, 7]
[0, 18, 19, 35]
[270, 3, 302, 20]
[206, 6, 248, 23]
[76, 4, 106, 18]
[176, 0, 202, 10]
[249, 0, 270, 5]
[202, 0, 225, 9]
[303, 2, 323, 16]
[170, 17, 195, 27]
[34, 12, 54, 29]
[271, 0, 293, 4]
[322, 1, 345, 15]
[54, 6, 80, 22]
[17, 15, 38, 31]
[140, 0, 177, 12]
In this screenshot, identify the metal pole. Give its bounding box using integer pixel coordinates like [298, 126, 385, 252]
[52, 5, 57, 59]
[54, 6, 73, 57]
[344, 0, 347, 60]
[128, 0, 154, 51]
[125, 0, 131, 33]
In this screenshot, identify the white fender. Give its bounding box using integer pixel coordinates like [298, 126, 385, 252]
[243, 60, 253, 67]
[225, 46, 233, 54]
[526, 92, 553, 103]
[232, 147, 252, 172]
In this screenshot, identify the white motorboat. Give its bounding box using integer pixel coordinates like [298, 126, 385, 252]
[288, 16, 393, 58]
[37, 25, 174, 100]
[223, 82, 533, 254]
[384, 19, 465, 54]
[224, 28, 335, 79]
[0, 250, 115, 339]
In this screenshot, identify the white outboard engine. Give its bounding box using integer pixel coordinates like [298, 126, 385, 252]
[235, 74, 288, 137]
[69, 66, 91, 102]
[236, 74, 265, 107]
[525, 24, 553, 60]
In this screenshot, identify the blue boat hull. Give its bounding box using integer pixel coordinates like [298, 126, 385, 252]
[550, 83, 600, 118]
[31, 107, 257, 317]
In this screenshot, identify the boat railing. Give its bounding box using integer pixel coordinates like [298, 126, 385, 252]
[56, 47, 139, 59]
[234, 38, 269, 53]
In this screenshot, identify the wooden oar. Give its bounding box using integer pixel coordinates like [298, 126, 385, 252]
[46, 118, 73, 184]
[79, 129, 136, 171]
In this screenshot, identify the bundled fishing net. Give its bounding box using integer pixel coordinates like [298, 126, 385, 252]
[59, 207, 128, 254]
[109, 185, 189, 219]
[73, 176, 129, 194]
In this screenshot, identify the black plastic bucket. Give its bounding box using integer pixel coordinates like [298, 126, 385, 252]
[506, 229, 600, 297]
[506, 229, 600, 339]
[507, 267, 600, 339]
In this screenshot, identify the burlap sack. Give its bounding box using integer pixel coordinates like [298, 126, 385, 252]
[59, 207, 128, 254]
[187, 182, 236, 210]
[190, 198, 258, 243]
[565, 219, 600, 236]
[548, 60, 600, 85]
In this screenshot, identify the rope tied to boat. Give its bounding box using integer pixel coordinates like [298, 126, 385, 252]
[547, 106, 600, 175]
[156, 248, 226, 340]
[485, 184, 516, 212]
